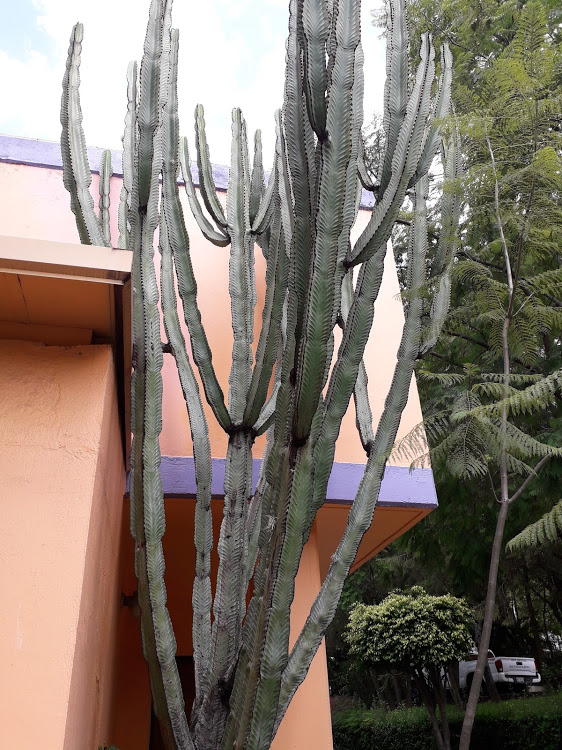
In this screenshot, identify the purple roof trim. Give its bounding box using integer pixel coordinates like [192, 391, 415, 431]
[125, 456, 437, 509]
[0, 134, 375, 209]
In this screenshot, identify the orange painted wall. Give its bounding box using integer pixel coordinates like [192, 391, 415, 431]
[0, 340, 125, 750]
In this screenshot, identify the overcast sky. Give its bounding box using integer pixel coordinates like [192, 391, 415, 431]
[1, 0, 386, 167]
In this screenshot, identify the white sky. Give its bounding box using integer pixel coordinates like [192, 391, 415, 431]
[0, 0, 385, 167]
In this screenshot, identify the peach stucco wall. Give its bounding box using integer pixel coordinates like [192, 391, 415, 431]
[0, 340, 125, 750]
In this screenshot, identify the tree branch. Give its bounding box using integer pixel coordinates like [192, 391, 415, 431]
[508, 455, 552, 506]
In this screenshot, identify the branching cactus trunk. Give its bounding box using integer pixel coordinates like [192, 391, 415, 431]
[60, 0, 457, 748]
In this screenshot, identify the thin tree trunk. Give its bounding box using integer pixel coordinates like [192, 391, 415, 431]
[414, 671, 447, 750]
[460, 300, 512, 749]
[523, 565, 544, 670]
[459, 499, 509, 750]
[382, 675, 397, 710]
[391, 673, 402, 706]
[483, 664, 501, 703]
[460, 137, 546, 750]
[406, 672, 413, 708]
[373, 673, 387, 709]
[447, 664, 464, 709]
[431, 666, 451, 750]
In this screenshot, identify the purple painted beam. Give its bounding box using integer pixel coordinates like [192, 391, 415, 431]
[125, 456, 437, 509]
[0, 134, 375, 209]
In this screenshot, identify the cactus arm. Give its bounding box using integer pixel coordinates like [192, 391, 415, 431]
[293, 0, 361, 442]
[348, 33, 435, 267]
[224, 298, 299, 750]
[129, 168, 180, 750]
[198, 115, 256, 730]
[273, 111, 294, 252]
[432, 132, 462, 277]
[358, 134, 376, 191]
[244, 209, 287, 427]
[306, 247, 386, 543]
[283, 0, 313, 349]
[160, 211, 213, 707]
[246, 443, 313, 750]
[160, 84, 231, 432]
[195, 429, 253, 748]
[131, 21, 193, 749]
[302, 0, 329, 140]
[226, 108, 253, 423]
[160, 31, 213, 707]
[170, 224, 233, 432]
[194, 104, 229, 229]
[251, 157, 278, 236]
[137, 0, 165, 211]
[178, 136, 231, 247]
[340, 272, 374, 452]
[244, 431, 272, 595]
[354, 359, 375, 452]
[98, 149, 112, 246]
[407, 43, 453, 189]
[254, 379, 281, 436]
[60, 23, 107, 247]
[378, 0, 409, 196]
[249, 129, 265, 225]
[118, 61, 138, 250]
[130, 237, 179, 750]
[420, 135, 462, 353]
[276, 178, 429, 732]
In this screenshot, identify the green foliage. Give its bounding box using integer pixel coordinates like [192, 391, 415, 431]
[332, 693, 562, 750]
[396, 0, 562, 554]
[507, 499, 562, 551]
[346, 587, 473, 670]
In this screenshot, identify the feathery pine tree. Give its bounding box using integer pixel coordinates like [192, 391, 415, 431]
[388, 2, 562, 746]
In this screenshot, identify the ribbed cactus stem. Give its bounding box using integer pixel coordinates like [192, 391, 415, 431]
[60, 0, 456, 746]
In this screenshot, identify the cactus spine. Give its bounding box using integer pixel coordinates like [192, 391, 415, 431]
[60, 0, 458, 748]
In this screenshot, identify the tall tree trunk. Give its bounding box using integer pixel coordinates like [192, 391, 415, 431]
[523, 564, 544, 670]
[406, 672, 413, 708]
[414, 671, 448, 750]
[459, 499, 509, 750]
[431, 666, 451, 750]
[447, 664, 463, 709]
[483, 664, 501, 703]
[373, 673, 387, 709]
[391, 673, 403, 705]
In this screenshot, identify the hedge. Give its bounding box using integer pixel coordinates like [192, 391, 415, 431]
[332, 693, 562, 750]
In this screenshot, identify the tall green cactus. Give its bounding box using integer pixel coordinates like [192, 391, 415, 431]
[60, 0, 459, 748]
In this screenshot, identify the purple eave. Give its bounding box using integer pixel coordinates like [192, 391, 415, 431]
[0, 134, 375, 210]
[126, 457, 438, 510]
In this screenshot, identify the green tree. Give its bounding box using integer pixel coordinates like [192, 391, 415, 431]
[391, 1, 562, 746]
[345, 587, 473, 750]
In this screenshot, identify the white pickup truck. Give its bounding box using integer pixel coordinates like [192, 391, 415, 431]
[458, 650, 541, 690]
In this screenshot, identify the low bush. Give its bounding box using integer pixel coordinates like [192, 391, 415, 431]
[332, 693, 562, 750]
